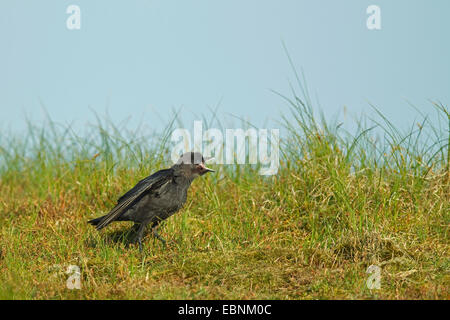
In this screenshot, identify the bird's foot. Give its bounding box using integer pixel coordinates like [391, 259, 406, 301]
[128, 233, 145, 252]
[152, 229, 167, 248]
[156, 235, 167, 248]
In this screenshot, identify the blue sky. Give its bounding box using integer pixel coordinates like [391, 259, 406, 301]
[1, 0, 449, 133]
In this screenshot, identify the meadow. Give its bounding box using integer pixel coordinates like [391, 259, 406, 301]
[0, 80, 448, 299]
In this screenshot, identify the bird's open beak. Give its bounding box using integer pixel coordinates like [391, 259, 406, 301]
[201, 157, 215, 173]
[199, 163, 215, 173]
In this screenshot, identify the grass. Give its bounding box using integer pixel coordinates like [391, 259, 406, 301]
[0, 80, 448, 299]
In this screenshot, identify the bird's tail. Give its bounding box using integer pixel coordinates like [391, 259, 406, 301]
[87, 215, 107, 230]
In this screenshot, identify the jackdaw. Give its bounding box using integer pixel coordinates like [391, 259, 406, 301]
[88, 152, 214, 251]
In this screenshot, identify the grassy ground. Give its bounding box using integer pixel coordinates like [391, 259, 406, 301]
[0, 87, 448, 299]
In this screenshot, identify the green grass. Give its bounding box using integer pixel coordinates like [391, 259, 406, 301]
[0, 83, 448, 299]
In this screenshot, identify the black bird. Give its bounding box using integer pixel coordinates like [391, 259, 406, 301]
[88, 152, 214, 251]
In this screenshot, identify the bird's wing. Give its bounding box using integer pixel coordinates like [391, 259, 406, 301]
[116, 169, 173, 204]
[95, 168, 174, 230]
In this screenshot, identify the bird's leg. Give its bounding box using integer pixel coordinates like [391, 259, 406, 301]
[152, 223, 167, 247]
[130, 223, 147, 252]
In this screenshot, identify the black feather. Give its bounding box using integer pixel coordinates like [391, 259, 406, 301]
[94, 168, 174, 230]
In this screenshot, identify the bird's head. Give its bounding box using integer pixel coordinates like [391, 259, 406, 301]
[173, 152, 215, 179]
